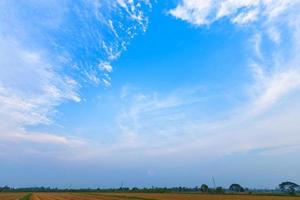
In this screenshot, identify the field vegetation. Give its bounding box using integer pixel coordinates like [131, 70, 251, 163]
[25, 193, 300, 200]
[0, 193, 28, 200]
[0, 192, 300, 200]
[0, 181, 299, 200]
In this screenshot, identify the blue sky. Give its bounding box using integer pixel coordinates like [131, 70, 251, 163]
[1, 0, 300, 189]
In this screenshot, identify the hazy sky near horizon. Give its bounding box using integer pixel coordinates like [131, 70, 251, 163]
[1, 0, 300, 189]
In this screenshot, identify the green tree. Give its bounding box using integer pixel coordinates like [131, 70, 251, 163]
[279, 182, 299, 195]
[229, 183, 244, 192]
[200, 184, 209, 193]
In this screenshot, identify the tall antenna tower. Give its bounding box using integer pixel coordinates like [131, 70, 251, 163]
[212, 177, 216, 189]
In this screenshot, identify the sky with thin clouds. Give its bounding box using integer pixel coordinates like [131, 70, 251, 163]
[0, 0, 300, 189]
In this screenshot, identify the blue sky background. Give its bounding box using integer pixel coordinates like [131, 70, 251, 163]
[1, 0, 300, 189]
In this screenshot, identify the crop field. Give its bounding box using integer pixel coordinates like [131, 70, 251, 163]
[23, 193, 300, 200]
[0, 193, 27, 200]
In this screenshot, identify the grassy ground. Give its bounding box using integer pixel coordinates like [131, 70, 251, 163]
[19, 194, 31, 200]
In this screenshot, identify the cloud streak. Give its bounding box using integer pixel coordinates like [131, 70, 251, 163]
[68, 0, 300, 162]
[0, 0, 152, 149]
[169, 0, 300, 115]
[1, 0, 300, 169]
[169, 0, 298, 26]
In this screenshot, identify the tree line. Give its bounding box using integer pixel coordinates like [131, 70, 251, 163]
[0, 181, 299, 195]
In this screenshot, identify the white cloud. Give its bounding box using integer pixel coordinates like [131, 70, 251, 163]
[0, 0, 152, 157]
[157, 0, 300, 159]
[66, 0, 300, 162]
[0, 36, 80, 125]
[231, 8, 259, 24]
[0, 35, 85, 157]
[252, 69, 300, 114]
[169, 0, 300, 114]
[69, 84, 300, 162]
[99, 61, 113, 73]
[169, 0, 299, 26]
[169, 0, 213, 25]
[1, 0, 300, 165]
[97, 0, 152, 85]
[0, 128, 85, 147]
[74, 0, 300, 164]
[267, 27, 281, 44]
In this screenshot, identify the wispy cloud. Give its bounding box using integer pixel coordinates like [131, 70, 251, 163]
[0, 0, 152, 154]
[1, 0, 300, 166]
[169, 1, 300, 114]
[117, 0, 300, 158]
[68, 0, 300, 162]
[0, 36, 80, 125]
[68, 83, 300, 162]
[169, 0, 298, 26]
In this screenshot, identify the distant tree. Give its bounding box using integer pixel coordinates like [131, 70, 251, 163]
[200, 184, 209, 193]
[0, 185, 11, 192]
[279, 182, 299, 195]
[216, 187, 225, 194]
[229, 183, 244, 192]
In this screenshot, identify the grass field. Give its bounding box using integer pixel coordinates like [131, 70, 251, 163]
[17, 193, 300, 200]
